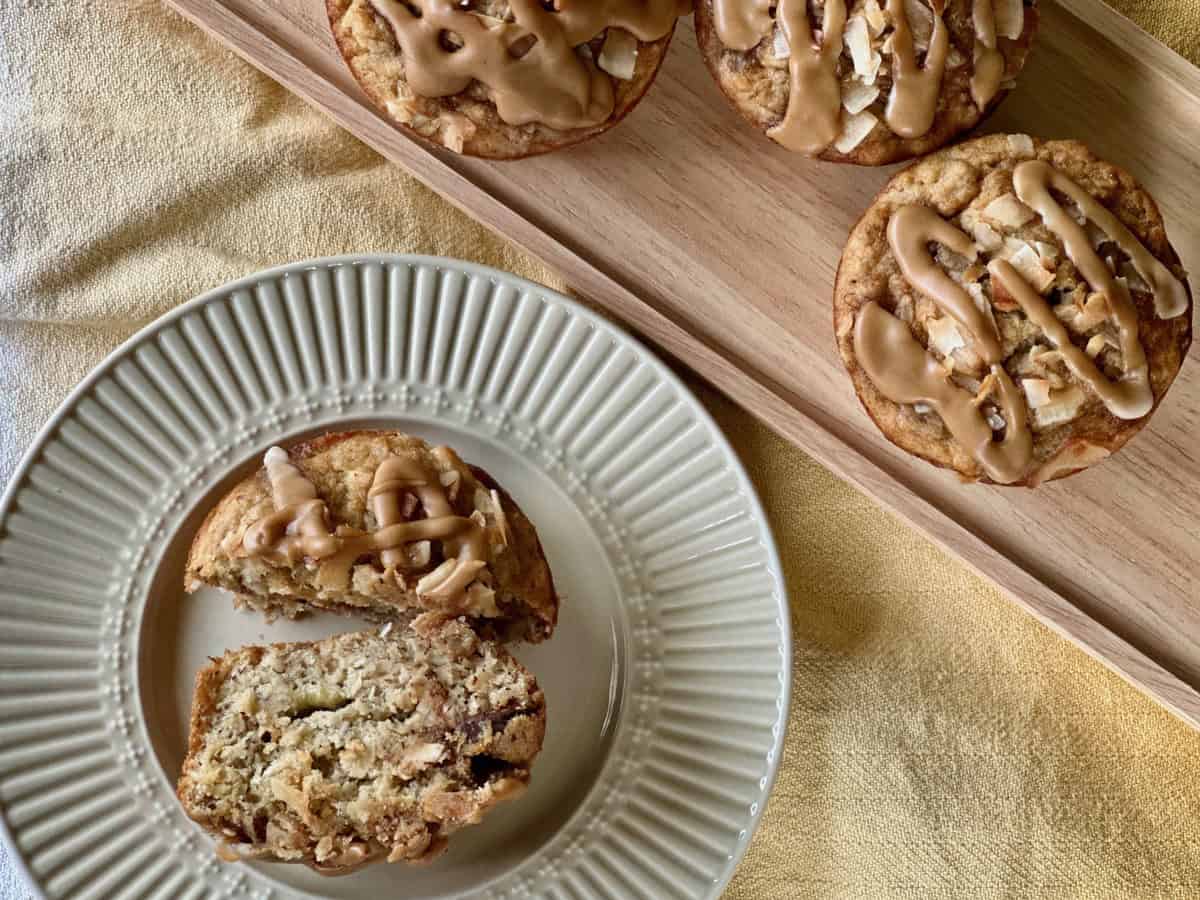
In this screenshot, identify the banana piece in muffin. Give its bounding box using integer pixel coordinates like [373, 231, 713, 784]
[327, 0, 692, 158]
[695, 0, 1039, 164]
[176, 621, 545, 872]
[834, 134, 1192, 485]
[186, 431, 558, 642]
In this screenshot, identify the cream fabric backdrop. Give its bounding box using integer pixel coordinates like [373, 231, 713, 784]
[1, 1, 1198, 897]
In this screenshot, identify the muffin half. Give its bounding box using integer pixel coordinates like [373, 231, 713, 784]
[177, 621, 545, 872]
[186, 431, 558, 641]
[695, 0, 1039, 164]
[834, 134, 1191, 485]
[327, 0, 692, 158]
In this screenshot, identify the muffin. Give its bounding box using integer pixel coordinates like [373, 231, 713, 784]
[695, 0, 1039, 164]
[177, 621, 546, 872]
[834, 134, 1191, 485]
[327, 0, 692, 159]
[186, 431, 558, 641]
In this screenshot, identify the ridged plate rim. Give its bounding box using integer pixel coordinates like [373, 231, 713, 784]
[0, 254, 791, 900]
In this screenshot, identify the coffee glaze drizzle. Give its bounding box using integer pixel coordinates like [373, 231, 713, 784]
[854, 302, 1032, 482]
[887, 205, 1002, 362]
[885, 0, 949, 138]
[370, 0, 688, 130]
[712, 0, 773, 50]
[853, 159, 1189, 482]
[768, 0, 847, 152]
[970, 0, 1004, 109]
[710, 0, 1012, 152]
[243, 447, 489, 605]
[243, 448, 340, 561]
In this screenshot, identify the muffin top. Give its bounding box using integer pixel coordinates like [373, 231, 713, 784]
[695, 0, 1039, 164]
[834, 135, 1191, 485]
[327, 0, 690, 158]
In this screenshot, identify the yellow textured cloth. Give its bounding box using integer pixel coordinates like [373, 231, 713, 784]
[0, 2, 1198, 898]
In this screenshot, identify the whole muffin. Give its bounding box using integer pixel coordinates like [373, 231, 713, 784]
[327, 0, 691, 159]
[695, 0, 1039, 164]
[834, 134, 1192, 485]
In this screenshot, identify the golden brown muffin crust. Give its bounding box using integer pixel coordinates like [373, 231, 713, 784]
[186, 430, 558, 641]
[327, 0, 678, 159]
[833, 134, 1192, 484]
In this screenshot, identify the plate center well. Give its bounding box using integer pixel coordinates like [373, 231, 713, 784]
[137, 417, 627, 898]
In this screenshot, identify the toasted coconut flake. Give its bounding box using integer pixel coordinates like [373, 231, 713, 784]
[970, 371, 999, 407]
[983, 193, 1036, 229]
[1119, 261, 1151, 292]
[1034, 241, 1060, 265]
[415, 557, 488, 599]
[598, 28, 638, 80]
[489, 488, 511, 548]
[1031, 441, 1111, 485]
[971, 220, 1004, 252]
[1072, 292, 1110, 331]
[834, 110, 878, 153]
[902, 0, 934, 49]
[771, 26, 789, 58]
[1021, 378, 1052, 408]
[1085, 333, 1116, 357]
[842, 79, 880, 114]
[1007, 134, 1035, 155]
[927, 317, 965, 356]
[465, 581, 501, 617]
[1007, 243, 1056, 293]
[865, 0, 887, 33]
[996, 0, 1024, 39]
[1034, 385, 1086, 428]
[846, 16, 871, 71]
[880, 32, 895, 55]
[965, 282, 999, 334]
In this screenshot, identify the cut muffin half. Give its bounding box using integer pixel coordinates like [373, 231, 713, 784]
[176, 620, 546, 872]
[185, 431, 558, 642]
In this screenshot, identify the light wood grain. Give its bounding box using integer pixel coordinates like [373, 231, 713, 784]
[163, 0, 1200, 726]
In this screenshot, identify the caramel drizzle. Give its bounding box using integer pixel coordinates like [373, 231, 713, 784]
[887, 205, 1003, 363]
[854, 160, 1188, 482]
[855, 301, 1032, 483]
[243, 448, 340, 561]
[712, 0, 773, 51]
[370, 0, 686, 130]
[243, 447, 488, 603]
[885, 0, 949, 139]
[1013, 160, 1189, 320]
[768, 0, 846, 154]
[970, 0, 1004, 110]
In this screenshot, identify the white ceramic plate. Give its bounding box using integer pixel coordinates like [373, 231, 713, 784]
[0, 256, 789, 900]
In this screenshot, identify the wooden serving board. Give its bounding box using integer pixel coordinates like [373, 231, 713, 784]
[164, 0, 1200, 725]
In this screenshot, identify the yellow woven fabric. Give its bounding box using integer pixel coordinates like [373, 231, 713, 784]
[0, 2, 1198, 898]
